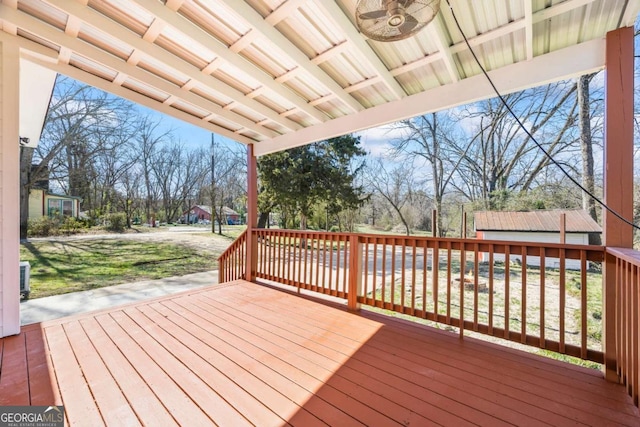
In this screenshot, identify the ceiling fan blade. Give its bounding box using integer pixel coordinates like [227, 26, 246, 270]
[399, 15, 419, 33]
[359, 9, 388, 20]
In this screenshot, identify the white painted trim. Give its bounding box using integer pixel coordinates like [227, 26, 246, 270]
[255, 38, 605, 156]
[0, 40, 21, 337]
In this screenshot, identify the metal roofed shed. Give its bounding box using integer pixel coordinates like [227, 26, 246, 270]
[474, 210, 602, 270]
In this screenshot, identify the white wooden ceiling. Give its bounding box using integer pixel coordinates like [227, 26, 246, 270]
[1, 0, 638, 155]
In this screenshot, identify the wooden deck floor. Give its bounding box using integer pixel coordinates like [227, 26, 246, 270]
[0, 280, 638, 426]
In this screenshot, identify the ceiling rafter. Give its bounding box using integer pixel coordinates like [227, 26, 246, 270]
[217, 0, 364, 114]
[41, 0, 302, 132]
[0, 5, 278, 139]
[5, 32, 257, 145]
[313, 0, 406, 100]
[524, 0, 534, 60]
[130, 0, 328, 124]
[390, 0, 596, 78]
[311, 42, 350, 65]
[427, 15, 459, 83]
[264, 0, 306, 26]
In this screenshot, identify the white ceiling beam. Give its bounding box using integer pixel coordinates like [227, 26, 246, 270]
[255, 38, 605, 156]
[427, 16, 459, 83]
[130, 0, 329, 124]
[0, 5, 277, 139]
[218, 0, 363, 114]
[0, 0, 17, 35]
[311, 42, 350, 65]
[42, 0, 302, 132]
[265, 0, 306, 26]
[313, 0, 406, 100]
[2, 31, 255, 145]
[524, 0, 534, 60]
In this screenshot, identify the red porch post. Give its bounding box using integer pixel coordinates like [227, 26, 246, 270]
[245, 143, 258, 282]
[603, 26, 634, 382]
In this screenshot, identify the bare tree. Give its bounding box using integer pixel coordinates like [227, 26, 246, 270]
[365, 158, 415, 235]
[391, 112, 472, 236]
[209, 138, 245, 234]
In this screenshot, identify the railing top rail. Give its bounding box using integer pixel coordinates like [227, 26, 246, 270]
[253, 228, 605, 253]
[606, 247, 640, 266]
[217, 229, 247, 263]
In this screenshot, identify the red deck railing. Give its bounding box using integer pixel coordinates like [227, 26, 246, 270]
[607, 247, 640, 407]
[217, 230, 247, 283]
[218, 229, 640, 408]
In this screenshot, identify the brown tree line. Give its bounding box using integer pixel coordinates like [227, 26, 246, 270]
[364, 74, 604, 237]
[20, 76, 245, 238]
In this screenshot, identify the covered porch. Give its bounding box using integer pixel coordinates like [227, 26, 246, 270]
[2, 0, 640, 423]
[2, 280, 637, 426]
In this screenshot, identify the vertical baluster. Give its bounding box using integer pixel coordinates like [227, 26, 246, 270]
[446, 241, 452, 323]
[411, 242, 417, 316]
[391, 239, 396, 310]
[343, 236, 349, 295]
[328, 234, 334, 295]
[521, 246, 527, 344]
[633, 263, 639, 405]
[372, 240, 378, 306]
[322, 236, 327, 291]
[580, 251, 587, 359]
[303, 233, 309, 287]
[488, 245, 494, 335]
[297, 232, 303, 285]
[460, 242, 466, 338]
[624, 259, 630, 389]
[401, 239, 407, 311]
[382, 240, 387, 309]
[287, 233, 293, 284]
[364, 238, 370, 305]
[505, 245, 511, 339]
[473, 243, 479, 331]
[539, 248, 546, 349]
[422, 240, 427, 318]
[433, 241, 439, 318]
[559, 246, 566, 353]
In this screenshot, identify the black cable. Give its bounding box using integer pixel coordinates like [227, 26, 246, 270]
[444, 0, 639, 231]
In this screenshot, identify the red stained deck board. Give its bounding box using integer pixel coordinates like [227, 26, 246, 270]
[154, 299, 358, 427]
[60, 321, 141, 426]
[121, 306, 289, 427]
[221, 282, 640, 425]
[169, 296, 433, 427]
[165, 297, 402, 427]
[45, 324, 105, 426]
[0, 334, 29, 405]
[94, 313, 215, 426]
[206, 289, 557, 426]
[77, 317, 178, 427]
[0, 279, 638, 427]
[24, 328, 61, 406]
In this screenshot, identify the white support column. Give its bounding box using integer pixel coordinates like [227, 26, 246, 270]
[0, 40, 21, 337]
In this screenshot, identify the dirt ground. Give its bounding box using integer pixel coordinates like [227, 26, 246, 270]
[27, 225, 240, 256]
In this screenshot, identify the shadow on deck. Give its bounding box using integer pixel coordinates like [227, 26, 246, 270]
[0, 280, 637, 426]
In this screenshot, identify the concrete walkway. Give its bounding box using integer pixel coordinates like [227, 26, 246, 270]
[20, 270, 219, 325]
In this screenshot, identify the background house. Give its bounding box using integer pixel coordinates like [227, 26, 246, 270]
[28, 189, 81, 219]
[474, 210, 602, 269]
[181, 205, 241, 225]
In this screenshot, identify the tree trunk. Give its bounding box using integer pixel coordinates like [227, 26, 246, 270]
[578, 74, 601, 244]
[19, 147, 34, 240]
[257, 212, 269, 228]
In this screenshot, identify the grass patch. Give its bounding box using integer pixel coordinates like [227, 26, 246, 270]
[20, 239, 216, 299]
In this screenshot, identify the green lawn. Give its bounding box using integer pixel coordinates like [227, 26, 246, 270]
[20, 240, 217, 299]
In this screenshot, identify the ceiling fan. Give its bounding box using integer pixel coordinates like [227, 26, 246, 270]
[355, 0, 441, 42]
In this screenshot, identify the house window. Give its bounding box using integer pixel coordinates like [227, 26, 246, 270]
[48, 199, 73, 217]
[62, 200, 73, 217]
[47, 199, 61, 217]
